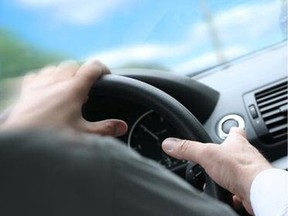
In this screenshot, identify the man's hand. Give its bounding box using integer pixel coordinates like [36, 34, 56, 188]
[1, 60, 128, 137]
[162, 127, 272, 214]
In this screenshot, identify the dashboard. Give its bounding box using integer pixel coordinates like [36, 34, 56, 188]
[83, 42, 288, 176]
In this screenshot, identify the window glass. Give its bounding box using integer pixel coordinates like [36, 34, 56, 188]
[0, 0, 286, 79]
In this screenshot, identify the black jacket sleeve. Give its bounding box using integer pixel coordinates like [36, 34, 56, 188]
[0, 129, 238, 216]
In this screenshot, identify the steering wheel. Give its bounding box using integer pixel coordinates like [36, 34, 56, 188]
[84, 74, 232, 205]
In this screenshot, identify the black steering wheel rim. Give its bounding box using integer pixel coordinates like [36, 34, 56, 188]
[84, 74, 232, 204]
[90, 75, 211, 142]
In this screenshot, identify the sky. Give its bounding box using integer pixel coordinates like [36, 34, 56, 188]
[0, 0, 286, 73]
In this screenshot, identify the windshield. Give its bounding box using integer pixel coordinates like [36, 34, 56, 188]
[0, 0, 287, 79]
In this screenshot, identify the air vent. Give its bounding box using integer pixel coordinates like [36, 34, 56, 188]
[255, 80, 288, 143]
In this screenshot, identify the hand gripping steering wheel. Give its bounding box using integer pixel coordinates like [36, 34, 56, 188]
[84, 74, 232, 205]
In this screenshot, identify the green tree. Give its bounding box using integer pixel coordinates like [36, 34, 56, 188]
[0, 29, 65, 79]
[0, 29, 67, 110]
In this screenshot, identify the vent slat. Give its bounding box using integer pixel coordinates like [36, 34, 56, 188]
[256, 82, 287, 99]
[255, 80, 288, 143]
[272, 133, 287, 140]
[262, 104, 288, 119]
[269, 124, 287, 134]
[262, 109, 281, 119]
[265, 115, 286, 126]
[257, 94, 287, 108]
[259, 100, 287, 113]
[256, 88, 287, 104]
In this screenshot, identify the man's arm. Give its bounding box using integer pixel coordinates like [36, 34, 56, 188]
[0, 129, 239, 216]
[162, 127, 287, 215]
[162, 127, 272, 211]
[250, 169, 288, 216]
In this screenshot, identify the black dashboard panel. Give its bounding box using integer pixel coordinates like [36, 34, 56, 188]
[122, 73, 219, 124]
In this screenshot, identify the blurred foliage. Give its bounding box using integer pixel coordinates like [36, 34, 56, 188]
[0, 29, 66, 111]
[121, 62, 170, 71]
[0, 29, 66, 79]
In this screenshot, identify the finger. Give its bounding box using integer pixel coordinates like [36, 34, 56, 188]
[242, 200, 254, 215]
[80, 119, 128, 137]
[233, 195, 254, 215]
[223, 127, 248, 146]
[229, 127, 247, 138]
[75, 60, 110, 94]
[37, 65, 58, 85]
[22, 72, 38, 85]
[233, 195, 244, 209]
[54, 61, 79, 79]
[162, 138, 216, 164]
[39, 65, 57, 75]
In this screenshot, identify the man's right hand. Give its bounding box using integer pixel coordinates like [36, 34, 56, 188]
[162, 127, 273, 214]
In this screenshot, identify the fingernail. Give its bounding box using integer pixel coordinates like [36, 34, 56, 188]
[114, 122, 128, 137]
[162, 138, 180, 152]
[114, 127, 123, 137]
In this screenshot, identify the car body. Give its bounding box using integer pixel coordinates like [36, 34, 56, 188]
[0, 1, 287, 215]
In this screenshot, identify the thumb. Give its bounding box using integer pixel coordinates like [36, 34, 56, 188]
[162, 138, 211, 164]
[80, 119, 128, 137]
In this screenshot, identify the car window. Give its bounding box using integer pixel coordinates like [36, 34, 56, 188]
[0, 0, 287, 79]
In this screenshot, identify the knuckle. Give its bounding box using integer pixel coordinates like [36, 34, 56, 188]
[177, 140, 190, 157]
[89, 59, 102, 65]
[90, 60, 110, 74]
[204, 147, 215, 158]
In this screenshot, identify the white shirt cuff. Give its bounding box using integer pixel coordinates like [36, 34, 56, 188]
[250, 168, 288, 216]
